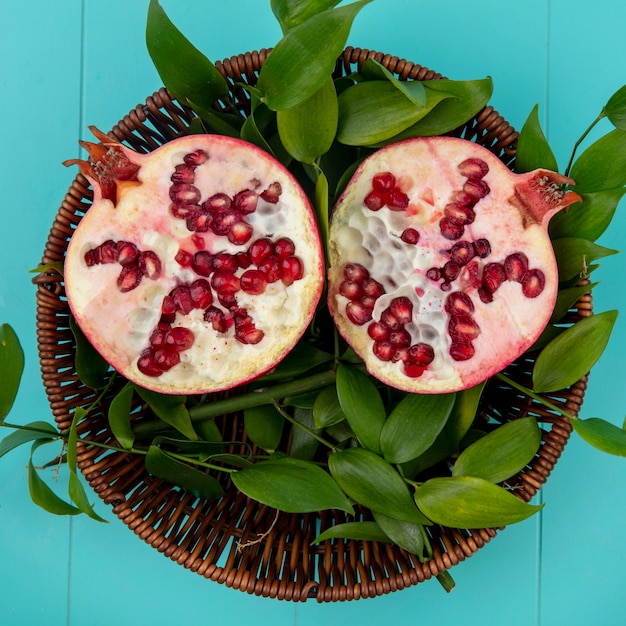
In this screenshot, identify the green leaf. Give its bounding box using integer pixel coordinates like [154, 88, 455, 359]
[570, 128, 626, 192]
[380, 392, 455, 464]
[414, 476, 543, 528]
[243, 404, 284, 452]
[69, 316, 109, 390]
[146, 0, 229, 109]
[515, 104, 558, 173]
[257, 0, 373, 110]
[360, 58, 427, 106]
[28, 261, 64, 276]
[28, 440, 81, 516]
[135, 386, 197, 441]
[313, 386, 345, 428]
[452, 417, 541, 483]
[271, 0, 342, 32]
[314, 167, 330, 256]
[0, 324, 24, 422]
[337, 80, 451, 146]
[571, 417, 626, 457]
[549, 188, 626, 242]
[0, 422, 59, 458]
[108, 382, 135, 449]
[231, 457, 353, 514]
[335, 363, 386, 454]
[277, 76, 338, 162]
[550, 282, 598, 324]
[145, 445, 225, 500]
[604, 84, 626, 130]
[372, 511, 427, 557]
[313, 521, 390, 544]
[328, 447, 426, 524]
[153, 435, 224, 462]
[387, 78, 493, 140]
[552, 237, 618, 282]
[533, 310, 618, 393]
[288, 407, 320, 460]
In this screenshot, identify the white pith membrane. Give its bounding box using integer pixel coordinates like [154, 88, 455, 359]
[65, 134, 324, 394]
[328, 136, 581, 394]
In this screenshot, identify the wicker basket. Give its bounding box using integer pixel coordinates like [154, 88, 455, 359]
[34, 48, 590, 602]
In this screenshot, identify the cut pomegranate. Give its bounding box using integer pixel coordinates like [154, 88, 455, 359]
[328, 136, 582, 393]
[64, 131, 324, 394]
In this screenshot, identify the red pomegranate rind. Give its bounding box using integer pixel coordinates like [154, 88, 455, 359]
[65, 132, 324, 394]
[327, 136, 581, 394]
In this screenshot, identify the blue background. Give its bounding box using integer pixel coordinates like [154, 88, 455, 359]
[2, 1, 626, 624]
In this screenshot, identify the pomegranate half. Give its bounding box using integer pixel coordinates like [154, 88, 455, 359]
[65, 130, 324, 394]
[328, 136, 582, 394]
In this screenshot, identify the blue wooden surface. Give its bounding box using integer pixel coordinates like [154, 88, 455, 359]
[1, 1, 625, 624]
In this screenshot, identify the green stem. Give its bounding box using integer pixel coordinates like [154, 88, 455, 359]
[271, 400, 337, 451]
[163, 449, 236, 473]
[1, 421, 63, 438]
[564, 112, 605, 178]
[495, 372, 578, 421]
[436, 570, 456, 593]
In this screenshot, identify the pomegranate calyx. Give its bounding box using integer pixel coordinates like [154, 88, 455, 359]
[509, 170, 582, 228]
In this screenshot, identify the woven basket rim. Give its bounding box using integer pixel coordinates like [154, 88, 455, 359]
[34, 47, 589, 602]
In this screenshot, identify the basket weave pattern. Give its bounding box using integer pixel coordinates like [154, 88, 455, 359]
[34, 48, 590, 602]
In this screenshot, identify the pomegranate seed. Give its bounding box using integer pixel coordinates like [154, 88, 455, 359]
[211, 209, 241, 236]
[149, 328, 168, 348]
[478, 287, 493, 304]
[448, 314, 480, 341]
[212, 253, 239, 273]
[346, 301, 373, 325]
[117, 264, 142, 292]
[236, 251, 251, 268]
[186, 209, 211, 232]
[426, 267, 441, 281]
[363, 190, 386, 211]
[280, 256, 304, 285]
[175, 249, 193, 267]
[170, 202, 197, 220]
[240, 269, 267, 295]
[137, 351, 162, 377]
[380, 308, 400, 330]
[392, 347, 410, 363]
[235, 322, 265, 345]
[457, 157, 489, 179]
[439, 217, 465, 240]
[387, 189, 410, 210]
[408, 343, 435, 366]
[343, 263, 369, 282]
[171, 284, 194, 314]
[400, 228, 420, 244]
[442, 261, 461, 282]
[448, 241, 475, 266]
[389, 329, 411, 348]
[114, 241, 138, 266]
[362, 278, 385, 299]
[192, 251, 214, 277]
[153, 348, 181, 371]
[191, 233, 205, 250]
[389, 297, 413, 325]
[273, 237, 296, 259]
[161, 295, 177, 316]
[249, 238, 274, 265]
[461, 259, 482, 289]
[138, 251, 162, 280]
[473, 238, 491, 258]
[504, 252, 529, 282]
[211, 271, 240, 295]
[451, 190, 476, 207]
[260, 181, 282, 203]
[444, 291, 475, 316]
[228, 221, 254, 245]
[403, 362, 426, 378]
[482, 262, 506, 294]
[373, 341, 395, 361]
[449, 341, 475, 361]
[340, 280, 363, 301]
[99, 240, 118, 264]
[189, 278, 213, 309]
[218, 292, 238, 309]
[183, 149, 208, 166]
[165, 326, 195, 351]
[203, 193, 232, 212]
[521, 268, 546, 298]
[233, 189, 258, 214]
[84, 249, 97, 266]
[371, 172, 396, 192]
[204, 306, 229, 333]
[258, 256, 281, 283]
[171, 164, 195, 184]
[463, 178, 490, 200]
[444, 203, 475, 226]
[170, 183, 201, 205]
[368, 321, 389, 342]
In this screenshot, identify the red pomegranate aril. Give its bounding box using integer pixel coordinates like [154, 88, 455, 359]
[344, 263, 369, 282]
[389, 296, 413, 325]
[153, 348, 181, 371]
[171, 202, 198, 220]
[191, 233, 205, 250]
[204, 306, 229, 333]
[451, 190, 476, 207]
[521, 268, 546, 298]
[192, 250, 214, 277]
[482, 262, 507, 294]
[258, 256, 281, 283]
[444, 291, 475, 316]
[99, 240, 118, 264]
[380, 308, 400, 330]
[161, 295, 177, 316]
[171, 285, 194, 315]
[172, 249, 191, 269]
[504, 252, 530, 282]
[458, 158, 489, 179]
[408, 343, 435, 366]
[114, 241, 139, 266]
[449, 341, 475, 362]
[260, 181, 282, 203]
[236, 251, 251, 268]
[368, 321, 389, 342]
[138, 251, 162, 280]
[364, 190, 386, 211]
[400, 228, 420, 244]
[137, 352, 163, 377]
[189, 278, 213, 309]
[440, 217, 465, 240]
[233, 189, 258, 214]
[448, 314, 480, 341]
[373, 340, 395, 361]
[183, 149, 208, 166]
[149, 327, 168, 348]
[442, 260, 461, 282]
[171, 164, 195, 184]
[273, 237, 296, 259]
[403, 362, 426, 378]
[448, 241, 475, 266]
[346, 301, 373, 325]
[228, 221, 254, 245]
[387, 189, 410, 210]
[249, 238, 274, 265]
[211, 271, 240, 295]
[186, 209, 211, 232]
[170, 183, 201, 205]
[426, 267, 441, 281]
[389, 328, 411, 348]
[117, 264, 142, 292]
[211, 209, 240, 236]
[203, 193, 231, 212]
[240, 269, 267, 295]
[218, 292, 238, 309]
[372, 172, 396, 192]
[478, 287, 494, 304]
[212, 252, 239, 273]
[444, 203, 475, 226]
[235, 322, 265, 345]
[165, 326, 195, 351]
[473, 238, 491, 258]
[280, 256, 304, 285]
[391, 347, 410, 364]
[340, 280, 362, 301]
[463, 178, 490, 200]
